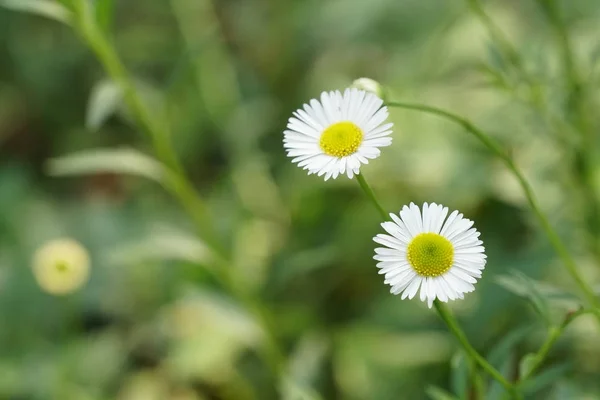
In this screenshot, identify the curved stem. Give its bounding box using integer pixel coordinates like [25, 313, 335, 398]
[519, 308, 593, 383]
[466, 0, 526, 77]
[356, 173, 388, 220]
[536, 0, 600, 263]
[70, 0, 285, 379]
[434, 301, 521, 398]
[470, 357, 486, 400]
[355, 174, 517, 395]
[386, 101, 600, 316]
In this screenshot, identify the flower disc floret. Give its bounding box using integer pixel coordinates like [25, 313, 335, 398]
[283, 88, 393, 180]
[319, 121, 363, 157]
[373, 202, 486, 308]
[407, 233, 454, 277]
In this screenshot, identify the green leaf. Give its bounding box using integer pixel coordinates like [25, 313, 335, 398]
[46, 148, 166, 183]
[519, 353, 538, 379]
[107, 225, 213, 266]
[495, 271, 552, 324]
[487, 325, 534, 368]
[450, 351, 469, 399]
[486, 325, 533, 400]
[426, 386, 460, 400]
[94, 0, 114, 32]
[284, 332, 328, 399]
[54, 0, 74, 9]
[85, 78, 164, 132]
[280, 379, 323, 400]
[485, 42, 507, 72]
[0, 0, 72, 24]
[522, 363, 572, 396]
[86, 79, 123, 131]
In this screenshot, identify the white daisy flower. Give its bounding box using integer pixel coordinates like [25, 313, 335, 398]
[283, 88, 393, 180]
[373, 202, 486, 308]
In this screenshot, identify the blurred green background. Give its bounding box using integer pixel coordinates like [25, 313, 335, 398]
[1, 0, 600, 399]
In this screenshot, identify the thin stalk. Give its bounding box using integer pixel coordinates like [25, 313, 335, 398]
[466, 0, 526, 76]
[470, 358, 486, 400]
[74, 8, 225, 256]
[355, 174, 516, 395]
[435, 301, 520, 398]
[519, 308, 593, 383]
[356, 173, 388, 220]
[71, 0, 181, 174]
[70, 0, 285, 379]
[536, 0, 600, 263]
[386, 101, 600, 317]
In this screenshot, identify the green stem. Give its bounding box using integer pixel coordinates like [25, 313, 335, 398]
[470, 358, 486, 400]
[519, 308, 593, 383]
[434, 301, 520, 398]
[536, 0, 579, 103]
[71, 0, 181, 174]
[466, 0, 527, 77]
[354, 173, 516, 395]
[386, 101, 600, 317]
[70, 0, 226, 255]
[536, 0, 600, 263]
[70, 0, 285, 379]
[356, 173, 388, 220]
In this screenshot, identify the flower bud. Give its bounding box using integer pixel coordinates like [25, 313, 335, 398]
[351, 77, 385, 99]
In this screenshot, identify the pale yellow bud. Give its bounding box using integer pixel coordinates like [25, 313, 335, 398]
[32, 238, 91, 295]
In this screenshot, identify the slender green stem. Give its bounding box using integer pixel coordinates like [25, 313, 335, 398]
[519, 308, 593, 383]
[73, 6, 226, 257]
[71, 0, 181, 174]
[434, 301, 520, 398]
[470, 358, 486, 400]
[536, 0, 600, 263]
[356, 173, 388, 220]
[69, 0, 285, 379]
[466, 0, 550, 135]
[536, 0, 580, 104]
[466, 0, 527, 78]
[386, 101, 600, 317]
[355, 173, 516, 395]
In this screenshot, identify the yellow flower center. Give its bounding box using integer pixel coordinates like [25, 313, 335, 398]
[319, 121, 363, 157]
[55, 261, 69, 272]
[407, 233, 454, 277]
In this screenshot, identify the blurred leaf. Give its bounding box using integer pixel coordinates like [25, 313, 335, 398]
[522, 363, 572, 396]
[487, 325, 534, 368]
[0, 0, 72, 24]
[281, 379, 323, 400]
[518, 353, 537, 380]
[495, 271, 553, 324]
[283, 332, 328, 400]
[232, 218, 281, 293]
[86, 79, 122, 131]
[486, 325, 533, 400]
[450, 352, 469, 399]
[0, 362, 19, 397]
[46, 148, 166, 183]
[496, 273, 581, 310]
[426, 386, 460, 400]
[94, 0, 114, 32]
[549, 380, 581, 400]
[486, 42, 507, 72]
[232, 158, 288, 222]
[107, 225, 213, 266]
[164, 289, 263, 383]
[486, 354, 513, 400]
